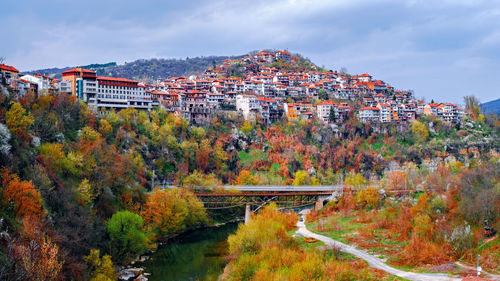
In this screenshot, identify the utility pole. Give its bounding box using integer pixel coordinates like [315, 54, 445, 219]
[477, 255, 481, 276]
[152, 169, 155, 189]
[340, 173, 344, 195]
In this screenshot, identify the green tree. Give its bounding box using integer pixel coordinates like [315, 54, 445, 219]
[107, 211, 147, 262]
[328, 106, 336, 123]
[318, 89, 328, 100]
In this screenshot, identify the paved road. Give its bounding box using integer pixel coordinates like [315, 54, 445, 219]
[296, 217, 462, 281]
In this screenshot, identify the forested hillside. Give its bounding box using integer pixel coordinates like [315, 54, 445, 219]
[24, 55, 239, 82]
[0, 87, 498, 280]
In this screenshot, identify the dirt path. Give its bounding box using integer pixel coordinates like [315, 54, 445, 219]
[296, 218, 462, 281]
[455, 261, 500, 281]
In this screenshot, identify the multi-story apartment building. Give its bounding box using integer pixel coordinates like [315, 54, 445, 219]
[359, 107, 380, 123]
[62, 68, 153, 111]
[0, 64, 19, 88]
[377, 103, 392, 123]
[316, 101, 334, 123]
[284, 103, 314, 120]
[94, 76, 152, 111]
[256, 97, 283, 124]
[236, 94, 260, 120]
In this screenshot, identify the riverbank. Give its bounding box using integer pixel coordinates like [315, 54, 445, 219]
[119, 220, 242, 281]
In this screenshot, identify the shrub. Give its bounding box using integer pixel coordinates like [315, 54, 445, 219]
[445, 224, 474, 258]
[355, 186, 379, 209]
[397, 234, 449, 266]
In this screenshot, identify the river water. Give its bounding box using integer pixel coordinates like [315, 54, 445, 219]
[140, 223, 239, 281]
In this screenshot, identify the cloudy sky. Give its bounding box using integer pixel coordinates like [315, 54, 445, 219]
[2, 0, 499, 103]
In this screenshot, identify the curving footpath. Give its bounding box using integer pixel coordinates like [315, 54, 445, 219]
[296, 218, 462, 281]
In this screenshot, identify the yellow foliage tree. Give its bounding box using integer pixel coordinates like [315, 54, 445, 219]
[6, 101, 34, 140]
[98, 119, 113, 137]
[292, 170, 309, 186]
[345, 173, 366, 187]
[17, 236, 64, 281]
[240, 121, 253, 136]
[236, 170, 258, 185]
[411, 120, 429, 143]
[355, 186, 379, 209]
[77, 178, 95, 206]
[141, 188, 207, 237]
[84, 249, 117, 281]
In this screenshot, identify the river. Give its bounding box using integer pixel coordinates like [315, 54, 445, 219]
[140, 223, 239, 281]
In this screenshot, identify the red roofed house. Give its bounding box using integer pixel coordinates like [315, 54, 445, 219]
[316, 100, 335, 123]
[276, 50, 291, 62]
[376, 103, 392, 123]
[0, 64, 20, 87]
[359, 107, 380, 123]
[358, 73, 372, 83]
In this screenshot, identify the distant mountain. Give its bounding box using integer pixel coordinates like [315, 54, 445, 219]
[481, 98, 500, 115]
[24, 56, 241, 82]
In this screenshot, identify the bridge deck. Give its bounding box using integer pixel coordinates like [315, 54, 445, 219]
[196, 191, 333, 197]
[223, 185, 338, 192]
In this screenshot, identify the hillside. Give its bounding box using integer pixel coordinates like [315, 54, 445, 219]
[481, 98, 500, 115]
[25, 55, 240, 82]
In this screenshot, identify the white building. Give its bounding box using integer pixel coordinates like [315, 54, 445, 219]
[90, 76, 152, 111]
[20, 74, 50, 94]
[316, 101, 334, 123]
[359, 107, 380, 123]
[236, 94, 260, 120]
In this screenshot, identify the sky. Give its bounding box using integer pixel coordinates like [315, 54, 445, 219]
[1, 0, 499, 104]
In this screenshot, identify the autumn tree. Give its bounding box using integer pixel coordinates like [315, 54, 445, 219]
[107, 211, 147, 262]
[236, 170, 258, 185]
[84, 249, 117, 281]
[141, 188, 207, 237]
[6, 102, 34, 141]
[292, 170, 309, 186]
[98, 119, 113, 138]
[355, 186, 379, 209]
[8, 217, 64, 281]
[1, 169, 44, 219]
[240, 121, 253, 137]
[411, 120, 429, 143]
[464, 95, 480, 119]
[77, 178, 95, 206]
[11, 235, 64, 281]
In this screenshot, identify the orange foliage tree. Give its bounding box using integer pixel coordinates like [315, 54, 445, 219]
[235, 170, 258, 185]
[1, 168, 44, 219]
[141, 188, 207, 237]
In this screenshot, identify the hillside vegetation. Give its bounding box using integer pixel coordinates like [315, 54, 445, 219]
[25, 55, 239, 82]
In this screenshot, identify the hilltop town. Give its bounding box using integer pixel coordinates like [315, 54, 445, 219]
[1, 50, 462, 125]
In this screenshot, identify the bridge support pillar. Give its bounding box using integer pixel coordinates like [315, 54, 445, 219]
[245, 203, 251, 224]
[315, 199, 324, 211]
